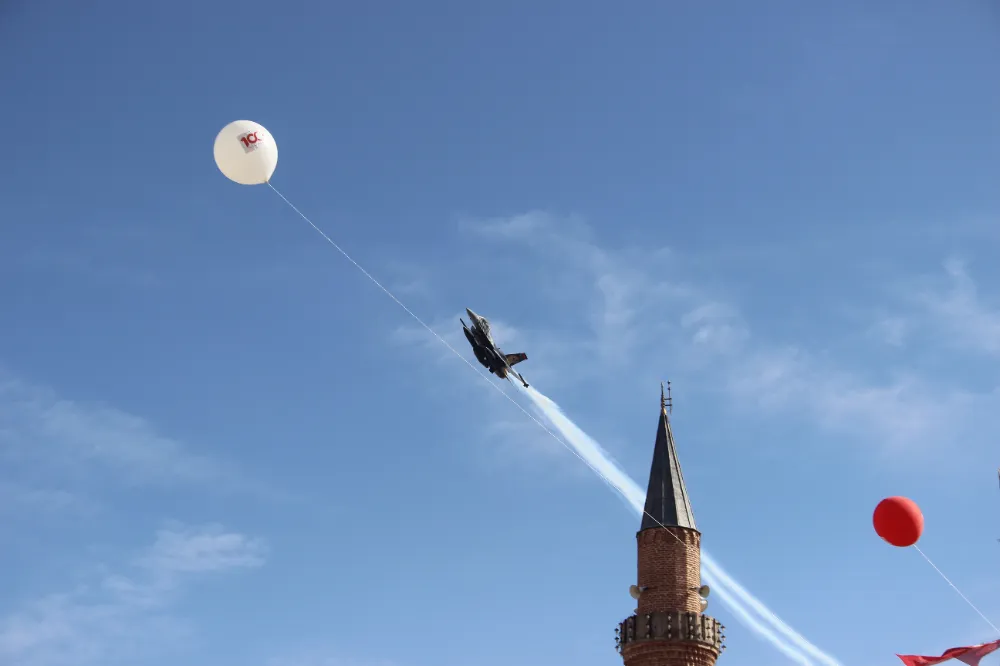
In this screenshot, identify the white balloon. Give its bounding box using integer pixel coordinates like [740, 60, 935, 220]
[213, 120, 278, 185]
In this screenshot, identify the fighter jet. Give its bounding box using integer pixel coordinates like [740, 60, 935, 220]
[460, 308, 529, 388]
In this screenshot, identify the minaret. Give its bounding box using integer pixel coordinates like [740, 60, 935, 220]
[615, 382, 725, 666]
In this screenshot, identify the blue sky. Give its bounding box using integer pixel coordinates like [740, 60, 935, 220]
[2, 1, 1000, 665]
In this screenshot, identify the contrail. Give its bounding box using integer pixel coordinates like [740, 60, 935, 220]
[704, 574, 815, 666]
[521, 386, 841, 666]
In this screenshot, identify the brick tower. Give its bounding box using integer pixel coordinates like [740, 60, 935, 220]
[615, 383, 725, 666]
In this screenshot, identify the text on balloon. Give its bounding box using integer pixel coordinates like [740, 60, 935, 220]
[238, 132, 262, 153]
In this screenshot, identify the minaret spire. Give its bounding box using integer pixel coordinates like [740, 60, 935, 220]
[641, 380, 695, 531]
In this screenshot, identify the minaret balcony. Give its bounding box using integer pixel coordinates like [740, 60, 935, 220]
[615, 610, 724, 656]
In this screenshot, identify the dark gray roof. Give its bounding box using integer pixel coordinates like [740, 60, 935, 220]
[640, 398, 696, 531]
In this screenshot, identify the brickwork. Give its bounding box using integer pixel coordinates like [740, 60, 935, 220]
[636, 527, 701, 615]
[621, 641, 720, 666]
[618, 527, 724, 666]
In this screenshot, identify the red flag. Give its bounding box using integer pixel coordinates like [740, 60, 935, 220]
[897, 640, 1000, 666]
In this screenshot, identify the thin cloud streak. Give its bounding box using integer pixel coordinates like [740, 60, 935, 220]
[137, 522, 268, 574]
[0, 367, 291, 502]
[0, 523, 267, 666]
[0, 482, 99, 516]
[0, 370, 221, 486]
[459, 212, 999, 457]
[907, 257, 1000, 357]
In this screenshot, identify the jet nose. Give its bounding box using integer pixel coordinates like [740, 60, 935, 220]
[466, 308, 477, 320]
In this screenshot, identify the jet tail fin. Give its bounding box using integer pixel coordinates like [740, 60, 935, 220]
[504, 352, 527, 367]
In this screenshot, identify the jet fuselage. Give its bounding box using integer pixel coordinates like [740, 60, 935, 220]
[460, 308, 529, 388]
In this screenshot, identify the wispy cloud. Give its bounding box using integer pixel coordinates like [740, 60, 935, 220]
[396, 212, 1000, 459]
[0, 368, 260, 496]
[866, 314, 909, 347]
[388, 311, 472, 363]
[722, 347, 986, 455]
[463, 212, 769, 385]
[479, 415, 593, 476]
[0, 482, 99, 517]
[0, 523, 266, 666]
[382, 259, 435, 300]
[136, 522, 267, 574]
[905, 256, 1000, 357]
[681, 302, 750, 353]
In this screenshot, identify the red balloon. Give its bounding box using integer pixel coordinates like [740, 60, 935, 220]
[873, 496, 924, 547]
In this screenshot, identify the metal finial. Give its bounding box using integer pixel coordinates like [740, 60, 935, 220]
[660, 381, 673, 414]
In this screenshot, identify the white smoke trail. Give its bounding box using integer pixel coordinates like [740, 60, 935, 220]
[704, 572, 815, 666]
[700, 555, 841, 666]
[522, 386, 841, 666]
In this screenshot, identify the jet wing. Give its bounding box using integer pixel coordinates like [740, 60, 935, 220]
[504, 352, 527, 367]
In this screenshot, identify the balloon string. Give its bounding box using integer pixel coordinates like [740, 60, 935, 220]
[264, 182, 679, 519]
[912, 545, 1000, 635]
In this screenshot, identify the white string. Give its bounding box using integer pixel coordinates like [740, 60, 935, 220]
[266, 182, 652, 509]
[913, 545, 1000, 635]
